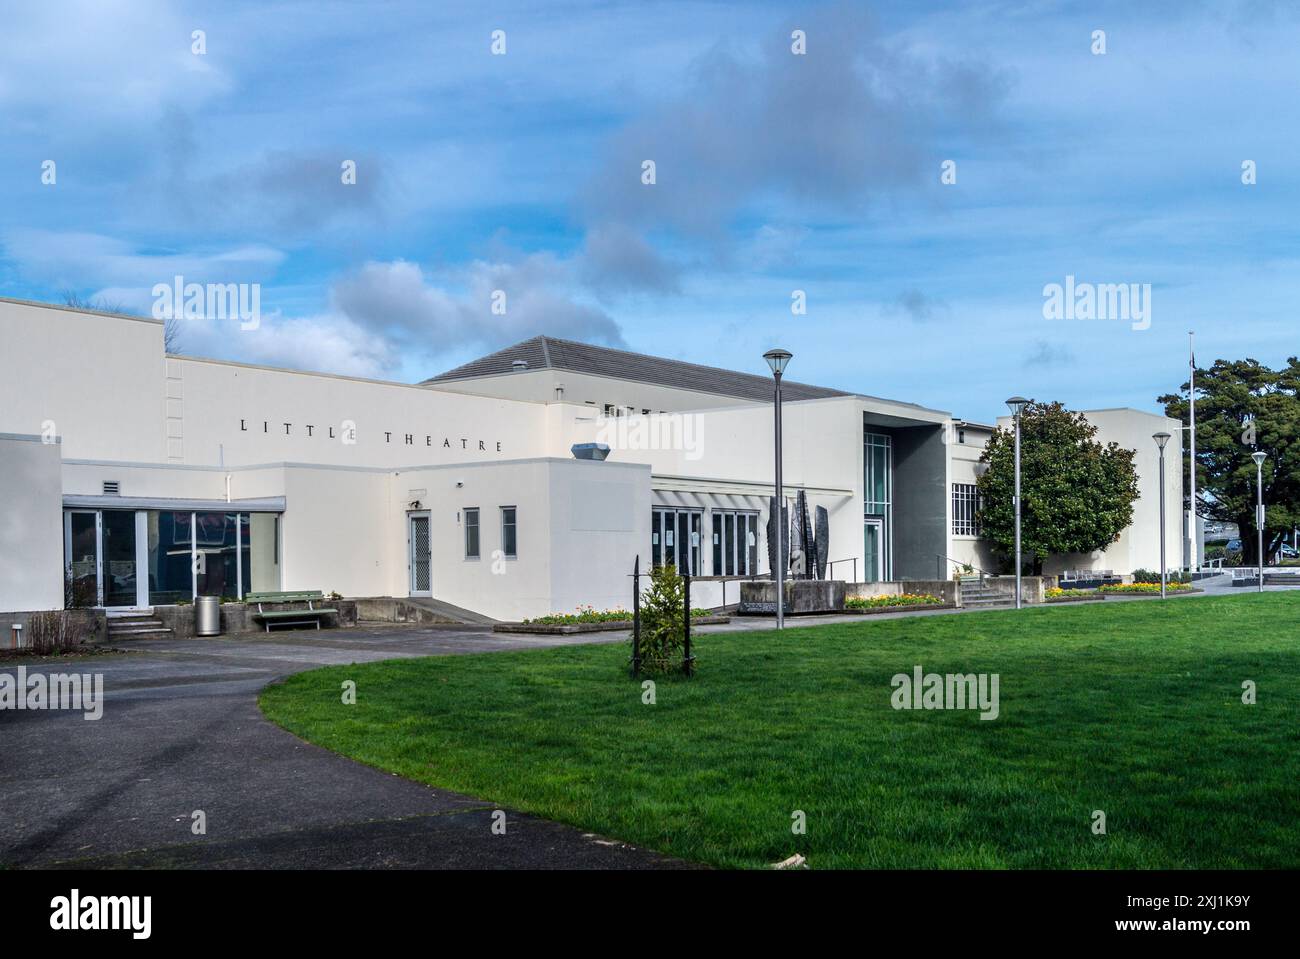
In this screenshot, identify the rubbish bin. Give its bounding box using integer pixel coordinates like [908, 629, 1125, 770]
[195, 596, 222, 636]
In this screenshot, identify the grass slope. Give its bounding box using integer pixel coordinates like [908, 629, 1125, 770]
[260, 594, 1300, 869]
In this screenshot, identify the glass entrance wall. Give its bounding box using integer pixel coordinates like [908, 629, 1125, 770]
[148, 511, 194, 606]
[652, 508, 702, 574]
[195, 512, 240, 599]
[68, 508, 281, 607]
[864, 430, 893, 581]
[711, 510, 759, 575]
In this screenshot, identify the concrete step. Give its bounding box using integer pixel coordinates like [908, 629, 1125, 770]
[106, 626, 174, 638]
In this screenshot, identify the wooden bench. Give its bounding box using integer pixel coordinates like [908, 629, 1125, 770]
[245, 590, 338, 632]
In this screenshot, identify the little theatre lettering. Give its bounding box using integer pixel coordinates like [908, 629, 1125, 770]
[239, 419, 502, 452]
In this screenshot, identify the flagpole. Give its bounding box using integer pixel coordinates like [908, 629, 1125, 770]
[1189, 331, 1197, 571]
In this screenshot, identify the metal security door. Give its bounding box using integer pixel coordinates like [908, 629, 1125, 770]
[409, 513, 432, 596]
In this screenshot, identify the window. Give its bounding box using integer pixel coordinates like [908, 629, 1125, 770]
[952, 483, 980, 536]
[651, 508, 702, 575]
[500, 506, 517, 558]
[958, 428, 966, 445]
[464, 508, 480, 559]
[712, 510, 759, 575]
[864, 429, 893, 580]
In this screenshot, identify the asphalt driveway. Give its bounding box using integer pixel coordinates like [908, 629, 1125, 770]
[0, 626, 688, 869]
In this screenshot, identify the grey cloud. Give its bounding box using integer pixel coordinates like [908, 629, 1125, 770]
[1025, 339, 1075, 368]
[154, 110, 387, 236]
[578, 224, 681, 295]
[331, 259, 626, 354]
[579, 3, 1012, 237]
[888, 288, 950, 323]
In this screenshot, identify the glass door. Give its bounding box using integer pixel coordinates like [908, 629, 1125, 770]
[101, 510, 140, 607]
[864, 518, 884, 583]
[65, 510, 101, 606]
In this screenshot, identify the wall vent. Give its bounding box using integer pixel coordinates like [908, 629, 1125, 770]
[102, 481, 121, 495]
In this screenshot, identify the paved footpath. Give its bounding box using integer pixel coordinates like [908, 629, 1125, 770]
[0, 626, 690, 869]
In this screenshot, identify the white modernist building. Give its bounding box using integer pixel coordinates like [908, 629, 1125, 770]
[0, 298, 1183, 620]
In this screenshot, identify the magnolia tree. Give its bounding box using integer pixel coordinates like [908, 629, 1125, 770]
[976, 401, 1140, 574]
[1160, 357, 1300, 566]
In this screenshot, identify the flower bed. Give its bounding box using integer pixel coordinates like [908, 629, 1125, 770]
[1046, 586, 1100, 602]
[522, 605, 713, 626]
[845, 593, 943, 610]
[1100, 582, 1193, 595]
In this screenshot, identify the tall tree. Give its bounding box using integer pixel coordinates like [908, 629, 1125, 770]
[1159, 358, 1299, 566]
[976, 401, 1140, 574]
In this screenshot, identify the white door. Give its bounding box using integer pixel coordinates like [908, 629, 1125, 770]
[409, 513, 432, 597]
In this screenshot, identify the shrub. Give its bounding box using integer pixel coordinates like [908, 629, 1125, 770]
[845, 593, 943, 610]
[637, 565, 688, 673]
[25, 611, 89, 654]
[1131, 569, 1192, 585]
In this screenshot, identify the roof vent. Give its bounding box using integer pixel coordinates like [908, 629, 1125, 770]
[102, 481, 121, 495]
[571, 442, 610, 461]
[511, 359, 528, 371]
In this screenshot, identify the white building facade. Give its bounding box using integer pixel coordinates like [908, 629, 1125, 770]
[0, 298, 1182, 620]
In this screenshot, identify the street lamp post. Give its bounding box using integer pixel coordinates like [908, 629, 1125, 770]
[1252, 451, 1267, 594]
[765, 349, 792, 630]
[1153, 432, 1171, 599]
[1006, 397, 1029, 609]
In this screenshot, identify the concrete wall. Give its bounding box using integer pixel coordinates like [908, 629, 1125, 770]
[0, 300, 166, 462]
[891, 423, 948, 580]
[0, 435, 65, 612]
[173, 355, 551, 468]
[387, 458, 650, 622]
[846, 579, 960, 605]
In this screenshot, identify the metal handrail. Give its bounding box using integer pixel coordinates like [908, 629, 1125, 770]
[826, 557, 858, 582]
[937, 553, 991, 584]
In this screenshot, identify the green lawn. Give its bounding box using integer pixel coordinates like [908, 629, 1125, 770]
[259, 593, 1300, 869]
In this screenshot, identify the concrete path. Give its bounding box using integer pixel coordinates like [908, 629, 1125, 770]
[0, 626, 687, 870]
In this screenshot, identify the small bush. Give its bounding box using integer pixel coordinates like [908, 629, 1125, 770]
[637, 565, 688, 673]
[1131, 569, 1192, 584]
[25, 611, 89, 654]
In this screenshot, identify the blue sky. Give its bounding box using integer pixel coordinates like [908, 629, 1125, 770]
[3, 0, 1298, 422]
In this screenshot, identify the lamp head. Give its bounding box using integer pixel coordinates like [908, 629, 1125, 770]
[1252, 451, 1267, 466]
[1005, 396, 1029, 417]
[1153, 431, 1171, 450]
[763, 348, 792, 376]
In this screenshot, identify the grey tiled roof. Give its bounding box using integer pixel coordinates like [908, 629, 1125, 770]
[420, 335, 851, 403]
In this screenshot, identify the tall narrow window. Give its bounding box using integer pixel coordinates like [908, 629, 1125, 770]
[464, 508, 480, 559]
[952, 483, 980, 536]
[501, 506, 517, 558]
